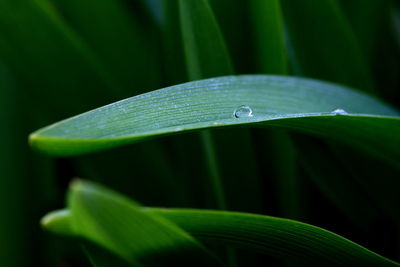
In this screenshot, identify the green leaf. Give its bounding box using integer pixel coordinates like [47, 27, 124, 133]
[208, 0, 253, 74]
[81, 244, 132, 267]
[178, 0, 263, 233]
[149, 209, 399, 266]
[42, 206, 400, 266]
[61, 180, 221, 266]
[249, 0, 302, 223]
[263, 129, 302, 219]
[250, 0, 288, 74]
[179, 0, 233, 80]
[365, 1, 400, 101]
[149, 208, 400, 267]
[30, 75, 400, 166]
[162, 0, 187, 84]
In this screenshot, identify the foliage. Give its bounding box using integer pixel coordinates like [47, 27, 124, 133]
[0, 0, 399, 266]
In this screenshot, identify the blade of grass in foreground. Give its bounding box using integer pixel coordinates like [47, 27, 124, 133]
[149, 208, 400, 267]
[30, 75, 400, 166]
[41, 181, 400, 267]
[47, 180, 221, 266]
[46, 212, 400, 267]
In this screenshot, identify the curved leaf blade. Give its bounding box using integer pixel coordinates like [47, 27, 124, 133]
[179, 0, 233, 80]
[63, 180, 221, 266]
[42, 206, 400, 266]
[250, 0, 288, 74]
[29, 75, 400, 164]
[149, 208, 400, 267]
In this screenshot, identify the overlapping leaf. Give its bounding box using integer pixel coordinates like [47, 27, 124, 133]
[42, 180, 220, 266]
[42, 181, 400, 266]
[30, 75, 399, 168]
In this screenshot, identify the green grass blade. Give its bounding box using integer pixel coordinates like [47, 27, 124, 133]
[178, 0, 233, 213]
[149, 208, 400, 267]
[162, 0, 187, 84]
[249, 0, 303, 222]
[250, 0, 288, 74]
[81, 244, 133, 267]
[29, 75, 400, 166]
[62, 180, 221, 266]
[199, 131, 227, 210]
[208, 0, 252, 74]
[367, 1, 400, 102]
[264, 130, 302, 219]
[179, 0, 233, 80]
[42, 206, 400, 266]
[178, 3, 239, 265]
[41, 210, 135, 266]
[281, 0, 398, 235]
[281, 0, 374, 92]
[178, 0, 262, 214]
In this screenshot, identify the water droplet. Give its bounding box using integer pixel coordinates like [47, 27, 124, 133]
[331, 108, 348, 115]
[234, 106, 253, 118]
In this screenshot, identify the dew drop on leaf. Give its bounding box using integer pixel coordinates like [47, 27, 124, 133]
[330, 108, 348, 115]
[234, 106, 253, 118]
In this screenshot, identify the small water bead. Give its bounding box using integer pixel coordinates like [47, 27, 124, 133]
[234, 106, 253, 118]
[331, 108, 348, 115]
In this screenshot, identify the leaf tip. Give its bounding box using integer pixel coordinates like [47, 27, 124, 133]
[69, 178, 88, 193]
[40, 209, 73, 235]
[28, 132, 40, 147]
[28, 131, 52, 155]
